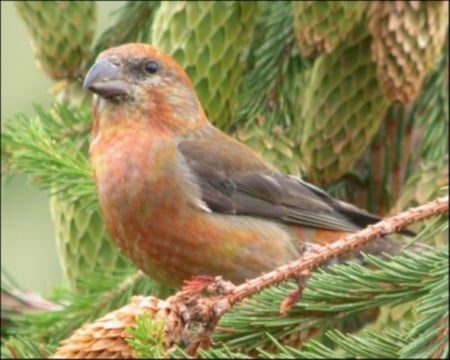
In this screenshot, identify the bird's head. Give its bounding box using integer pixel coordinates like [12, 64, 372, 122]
[83, 43, 206, 133]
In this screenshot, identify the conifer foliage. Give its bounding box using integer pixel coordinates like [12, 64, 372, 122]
[2, 1, 448, 358]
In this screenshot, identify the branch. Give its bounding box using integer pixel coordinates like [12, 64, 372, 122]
[51, 196, 448, 358]
[227, 195, 447, 306]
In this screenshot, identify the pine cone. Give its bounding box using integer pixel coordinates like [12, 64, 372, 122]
[368, 1, 449, 104]
[235, 121, 302, 177]
[292, 1, 367, 58]
[50, 196, 133, 293]
[395, 163, 448, 214]
[394, 162, 448, 246]
[411, 44, 449, 163]
[298, 20, 390, 185]
[152, 1, 259, 129]
[52, 296, 179, 359]
[340, 41, 447, 213]
[90, 2, 157, 68]
[15, 1, 96, 81]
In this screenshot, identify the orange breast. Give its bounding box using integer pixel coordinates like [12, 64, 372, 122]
[90, 128, 302, 286]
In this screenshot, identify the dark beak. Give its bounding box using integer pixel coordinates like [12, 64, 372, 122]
[83, 59, 131, 98]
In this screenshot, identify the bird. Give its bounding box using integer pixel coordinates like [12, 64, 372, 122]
[83, 43, 415, 288]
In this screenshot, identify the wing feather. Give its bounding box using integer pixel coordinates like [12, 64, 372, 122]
[178, 129, 414, 236]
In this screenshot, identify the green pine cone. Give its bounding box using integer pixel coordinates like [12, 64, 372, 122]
[15, 1, 96, 81]
[395, 163, 448, 215]
[411, 45, 449, 164]
[50, 195, 133, 293]
[298, 21, 390, 186]
[152, 1, 259, 129]
[235, 122, 302, 177]
[368, 1, 449, 104]
[393, 163, 448, 248]
[90, 1, 158, 69]
[324, 106, 414, 216]
[334, 58, 449, 215]
[292, 1, 367, 58]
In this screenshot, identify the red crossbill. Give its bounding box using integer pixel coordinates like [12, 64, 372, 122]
[84, 43, 415, 288]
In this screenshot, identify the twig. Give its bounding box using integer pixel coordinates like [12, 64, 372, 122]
[173, 195, 449, 353]
[52, 196, 449, 358]
[431, 317, 449, 359]
[224, 195, 448, 308]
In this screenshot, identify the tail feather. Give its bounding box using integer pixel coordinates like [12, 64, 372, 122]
[339, 237, 432, 264]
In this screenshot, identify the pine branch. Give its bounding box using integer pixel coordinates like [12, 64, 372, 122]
[2, 335, 53, 360]
[1, 103, 96, 209]
[48, 196, 448, 357]
[401, 254, 449, 358]
[12, 268, 172, 345]
[48, 247, 448, 358]
[1, 269, 61, 337]
[266, 252, 448, 359]
[88, 1, 159, 70]
[411, 43, 449, 164]
[236, 1, 309, 127]
[215, 249, 447, 352]
[225, 196, 447, 307]
[125, 313, 170, 359]
[3, 3, 448, 359]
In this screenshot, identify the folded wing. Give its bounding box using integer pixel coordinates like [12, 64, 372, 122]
[178, 131, 397, 234]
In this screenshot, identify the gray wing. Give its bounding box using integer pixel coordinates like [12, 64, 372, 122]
[178, 135, 389, 233]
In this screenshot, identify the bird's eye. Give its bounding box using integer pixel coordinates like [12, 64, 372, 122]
[144, 60, 159, 74]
